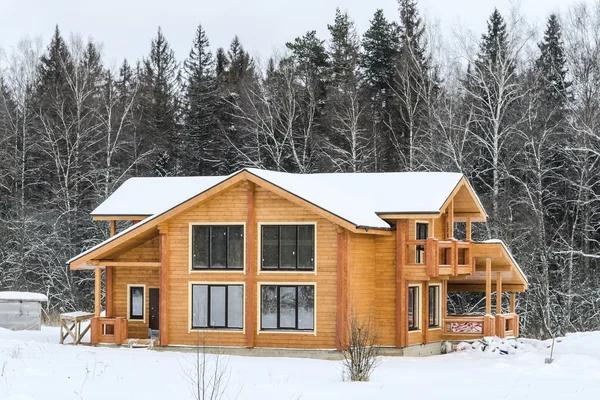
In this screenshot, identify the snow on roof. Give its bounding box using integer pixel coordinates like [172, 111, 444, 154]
[93, 168, 464, 229]
[91, 176, 227, 216]
[0, 292, 48, 302]
[69, 169, 469, 266]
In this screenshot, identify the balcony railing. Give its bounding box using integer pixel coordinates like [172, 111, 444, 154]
[404, 238, 473, 277]
[90, 317, 128, 345]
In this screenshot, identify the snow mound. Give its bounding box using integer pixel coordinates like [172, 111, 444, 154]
[449, 337, 545, 355]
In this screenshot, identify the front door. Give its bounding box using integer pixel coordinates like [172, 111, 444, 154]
[149, 288, 159, 330]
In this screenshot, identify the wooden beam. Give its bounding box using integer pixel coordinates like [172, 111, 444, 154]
[336, 228, 347, 350]
[485, 258, 491, 314]
[106, 221, 116, 318]
[94, 267, 101, 317]
[466, 217, 472, 241]
[447, 284, 527, 293]
[246, 182, 256, 349]
[396, 220, 405, 348]
[496, 271, 502, 315]
[92, 261, 161, 268]
[475, 264, 512, 272]
[423, 281, 429, 344]
[510, 293, 516, 313]
[159, 229, 169, 347]
[448, 200, 454, 239]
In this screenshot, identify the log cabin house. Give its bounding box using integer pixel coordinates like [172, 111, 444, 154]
[67, 168, 527, 351]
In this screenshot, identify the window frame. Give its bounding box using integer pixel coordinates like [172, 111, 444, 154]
[428, 284, 441, 329]
[127, 284, 146, 323]
[258, 223, 317, 273]
[189, 223, 246, 272]
[258, 283, 317, 334]
[408, 284, 421, 331]
[415, 221, 429, 264]
[189, 282, 245, 332]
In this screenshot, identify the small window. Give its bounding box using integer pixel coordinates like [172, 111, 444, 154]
[408, 285, 420, 331]
[416, 222, 428, 264]
[261, 225, 315, 271]
[260, 285, 315, 331]
[429, 286, 440, 328]
[129, 286, 144, 320]
[191, 225, 244, 270]
[191, 284, 243, 329]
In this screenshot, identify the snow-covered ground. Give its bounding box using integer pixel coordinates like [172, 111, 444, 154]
[1, 327, 599, 400]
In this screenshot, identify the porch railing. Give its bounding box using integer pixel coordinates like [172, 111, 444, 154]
[495, 313, 519, 338]
[443, 313, 519, 340]
[90, 317, 128, 345]
[404, 238, 473, 277]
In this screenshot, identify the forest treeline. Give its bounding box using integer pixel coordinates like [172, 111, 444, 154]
[1, 0, 599, 337]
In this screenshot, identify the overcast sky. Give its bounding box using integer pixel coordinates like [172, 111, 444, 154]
[0, 0, 591, 66]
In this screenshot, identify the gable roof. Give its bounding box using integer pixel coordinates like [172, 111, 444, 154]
[68, 168, 485, 268]
[92, 168, 475, 229]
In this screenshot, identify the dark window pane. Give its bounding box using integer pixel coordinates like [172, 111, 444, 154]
[408, 287, 415, 330]
[262, 226, 279, 269]
[228, 286, 243, 328]
[192, 285, 208, 328]
[210, 227, 227, 268]
[227, 226, 244, 269]
[416, 223, 428, 240]
[210, 286, 226, 327]
[298, 286, 314, 330]
[279, 287, 297, 328]
[261, 286, 277, 329]
[280, 226, 297, 269]
[192, 226, 209, 269]
[297, 226, 314, 270]
[130, 287, 144, 318]
[429, 286, 439, 327]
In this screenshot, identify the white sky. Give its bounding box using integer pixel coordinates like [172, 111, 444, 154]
[0, 0, 591, 67]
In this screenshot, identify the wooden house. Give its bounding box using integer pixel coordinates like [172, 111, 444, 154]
[67, 169, 527, 350]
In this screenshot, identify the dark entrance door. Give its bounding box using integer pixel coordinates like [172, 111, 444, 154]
[149, 288, 159, 331]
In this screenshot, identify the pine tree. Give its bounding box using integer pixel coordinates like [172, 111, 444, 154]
[475, 8, 511, 77]
[182, 24, 220, 175]
[139, 27, 181, 176]
[360, 9, 399, 95]
[536, 14, 571, 120]
[328, 8, 359, 87]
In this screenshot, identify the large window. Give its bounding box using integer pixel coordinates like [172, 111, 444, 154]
[191, 284, 244, 329]
[415, 222, 428, 264]
[408, 285, 420, 331]
[261, 285, 315, 331]
[128, 285, 145, 320]
[191, 225, 244, 270]
[261, 225, 315, 271]
[428, 285, 440, 328]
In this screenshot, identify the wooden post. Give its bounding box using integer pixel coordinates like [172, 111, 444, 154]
[159, 228, 169, 347]
[496, 271, 502, 315]
[336, 228, 347, 350]
[396, 220, 406, 348]
[246, 182, 256, 348]
[451, 239, 458, 276]
[426, 237, 435, 276]
[466, 217, 472, 241]
[423, 281, 429, 344]
[106, 220, 116, 318]
[94, 267, 101, 317]
[485, 258, 492, 315]
[510, 293, 516, 313]
[447, 201, 454, 239]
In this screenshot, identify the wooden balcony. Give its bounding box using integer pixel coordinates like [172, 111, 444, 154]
[90, 317, 128, 345]
[404, 238, 473, 278]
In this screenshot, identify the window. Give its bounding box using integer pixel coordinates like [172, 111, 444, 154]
[129, 285, 145, 320]
[261, 285, 314, 331]
[261, 225, 315, 271]
[191, 284, 244, 329]
[191, 225, 244, 270]
[416, 222, 428, 264]
[408, 285, 420, 331]
[428, 285, 440, 328]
